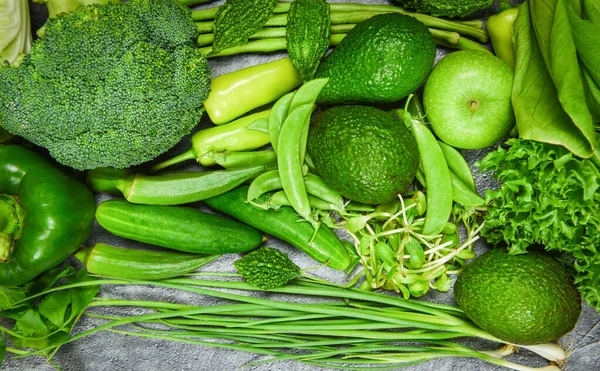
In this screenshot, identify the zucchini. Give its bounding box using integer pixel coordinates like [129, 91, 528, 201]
[204, 185, 354, 271]
[96, 200, 264, 254]
[75, 243, 220, 280]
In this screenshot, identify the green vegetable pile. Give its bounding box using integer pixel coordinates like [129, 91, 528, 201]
[479, 139, 600, 310]
[0, 0, 211, 170]
[395, 0, 494, 17]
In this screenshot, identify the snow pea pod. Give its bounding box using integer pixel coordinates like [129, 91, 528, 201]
[269, 92, 295, 154]
[402, 96, 453, 236]
[0, 145, 96, 286]
[437, 140, 476, 192]
[277, 103, 316, 226]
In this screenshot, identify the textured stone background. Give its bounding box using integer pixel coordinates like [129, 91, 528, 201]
[3, 0, 598, 370]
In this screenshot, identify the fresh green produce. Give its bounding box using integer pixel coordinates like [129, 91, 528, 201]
[95, 199, 264, 255]
[307, 105, 420, 204]
[234, 247, 301, 289]
[394, 0, 494, 18]
[511, 0, 596, 158]
[423, 50, 515, 150]
[204, 186, 355, 271]
[7, 269, 568, 370]
[314, 13, 436, 105]
[276, 79, 329, 228]
[193, 2, 490, 57]
[206, 149, 278, 170]
[0, 0, 32, 66]
[0, 266, 98, 353]
[152, 110, 271, 171]
[487, 6, 518, 69]
[286, 0, 331, 81]
[479, 138, 600, 311]
[203, 57, 301, 125]
[343, 189, 482, 297]
[86, 165, 267, 205]
[34, 0, 119, 18]
[0, 0, 211, 170]
[455, 248, 581, 345]
[401, 97, 453, 236]
[0, 145, 96, 286]
[437, 140, 476, 192]
[211, 0, 277, 53]
[75, 243, 220, 280]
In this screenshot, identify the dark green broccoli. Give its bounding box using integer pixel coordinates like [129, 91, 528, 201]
[395, 0, 494, 18]
[235, 247, 301, 290]
[0, 0, 211, 170]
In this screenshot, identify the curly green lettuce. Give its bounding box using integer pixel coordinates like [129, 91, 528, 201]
[479, 138, 600, 311]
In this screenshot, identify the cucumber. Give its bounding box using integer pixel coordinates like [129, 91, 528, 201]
[96, 200, 264, 254]
[204, 186, 354, 271]
[75, 243, 220, 280]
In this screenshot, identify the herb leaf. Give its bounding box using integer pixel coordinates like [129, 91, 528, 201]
[212, 0, 278, 54]
[286, 0, 331, 81]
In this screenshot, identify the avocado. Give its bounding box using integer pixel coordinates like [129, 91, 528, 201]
[454, 249, 581, 345]
[307, 105, 419, 205]
[315, 13, 436, 105]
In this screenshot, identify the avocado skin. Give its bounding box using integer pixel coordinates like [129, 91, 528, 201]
[315, 13, 436, 105]
[307, 105, 419, 205]
[454, 249, 581, 345]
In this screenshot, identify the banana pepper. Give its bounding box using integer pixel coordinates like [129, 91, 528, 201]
[0, 145, 96, 286]
[487, 7, 519, 69]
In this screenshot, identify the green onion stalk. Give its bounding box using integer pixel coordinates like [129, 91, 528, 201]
[9, 275, 566, 370]
[193, 2, 490, 57]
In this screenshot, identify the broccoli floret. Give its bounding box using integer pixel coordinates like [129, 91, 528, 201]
[395, 0, 494, 18]
[0, 0, 211, 170]
[235, 248, 301, 290]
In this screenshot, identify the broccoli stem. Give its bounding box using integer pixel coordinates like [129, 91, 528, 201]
[198, 28, 478, 58]
[192, 2, 488, 42]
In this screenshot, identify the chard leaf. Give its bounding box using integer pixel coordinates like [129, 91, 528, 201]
[527, 0, 595, 155]
[212, 0, 278, 54]
[286, 0, 331, 81]
[512, 1, 593, 158]
[566, 0, 600, 120]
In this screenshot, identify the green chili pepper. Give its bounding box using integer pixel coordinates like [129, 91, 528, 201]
[0, 145, 96, 286]
[152, 109, 271, 171]
[487, 7, 519, 69]
[204, 57, 302, 125]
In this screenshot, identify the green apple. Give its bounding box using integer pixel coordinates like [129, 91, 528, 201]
[423, 50, 514, 149]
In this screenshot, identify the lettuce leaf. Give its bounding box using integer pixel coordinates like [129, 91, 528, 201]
[479, 138, 600, 311]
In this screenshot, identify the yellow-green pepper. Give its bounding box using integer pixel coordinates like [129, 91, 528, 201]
[487, 7, 519, 69]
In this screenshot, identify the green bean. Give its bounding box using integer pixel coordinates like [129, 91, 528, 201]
[269, 92, 295, 154]
[277, 104, 316, 226]
[437, 140, 476, 192]
[247, 170, 283, 203]
[207, 150, 277, 170]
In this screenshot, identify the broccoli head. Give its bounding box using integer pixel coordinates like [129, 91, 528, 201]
[0, 0, 211, 170]
[395, 0, 494, 18]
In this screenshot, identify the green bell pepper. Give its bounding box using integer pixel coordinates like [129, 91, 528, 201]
[0, 145, 96, 286]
